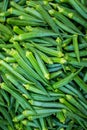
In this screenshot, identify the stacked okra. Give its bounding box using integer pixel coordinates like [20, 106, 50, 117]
[0, 0, 87, 130]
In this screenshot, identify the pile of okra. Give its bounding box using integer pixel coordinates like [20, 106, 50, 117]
[0, 0, 87, 130]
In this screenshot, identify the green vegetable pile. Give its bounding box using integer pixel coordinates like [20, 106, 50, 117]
[0, 0, 87, 129]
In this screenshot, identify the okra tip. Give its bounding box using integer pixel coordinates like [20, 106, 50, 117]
[57, 6, 64, 13]
[49, 9, 55, 15]
[60, 58, 66, 64]
[43, 1, 48, 5]
[28, 99, 33, 105]
[8, 8, 13, 14]
[12, 117, 18, 122]
[36, 4, 40, 9]
[45, 73, 50, 80]
[13, 26, 19, 31]
[59, 98, 65, 103]
[26, 51, 32, 57]
[68, 13, 73, 18]
[23, 84, 30, 90]
[22, 110, 27, 116]
[62, 109, 67, 114]
[66, 94, 72, 99]
[22, 94, 29, 99]
[56, 37, 62, 43]
[21, 120, 27, 125]
[10, 49, 17, 56]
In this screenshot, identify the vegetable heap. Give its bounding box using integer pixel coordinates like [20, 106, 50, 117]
[0, 0, 87, 130]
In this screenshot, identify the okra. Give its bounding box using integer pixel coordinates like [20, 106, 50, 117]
[58, 5, 87, 28]
[7, 18, 42, 26]
[69, 0, 87, 19]
[73, 34, 80, 62]
[36, 4, 60, 35]
[0, 60, 32, 84]
[32, 43, 63, 57]
[5, 73, 32, 99]
[66, 95, 87, 115]
[29, 100, 66, 109]
[13, 26, 24, 34]
[9, 49, 46, 83]
[53, 18, 77, 34]
[26, 51, 44, 79]
[10, 1, 24, 11]
[36, 50, 53, 64]
[59, 98, 86, 118]
[53, 70, 78, 89]
[23, 108, 62, 117]
[25, 7, 44, 20]
[74, 75, 87, 92]
[34, 52, 50, 80]
[13, 28, 58, 41]
[49, 9, 81, 34]
[0, 83, 35, 113]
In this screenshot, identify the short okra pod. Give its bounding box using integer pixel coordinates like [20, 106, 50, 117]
[22, 120, 38, 128]
[13, 114, 25, 122]
[56, 111, 65, 123]
[50, 70, 62, 79]
[73, 34, 80, 62]
[13, 26, 24, 34]
[4, 57, 15, 63]
[51, 57, 66, 64]
[62, 38, 72, 47]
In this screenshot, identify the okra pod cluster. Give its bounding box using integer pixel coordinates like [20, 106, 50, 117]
[0, 0, 87, 130]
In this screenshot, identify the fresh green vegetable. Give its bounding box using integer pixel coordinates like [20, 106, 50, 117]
[0, 0, 87, 129]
